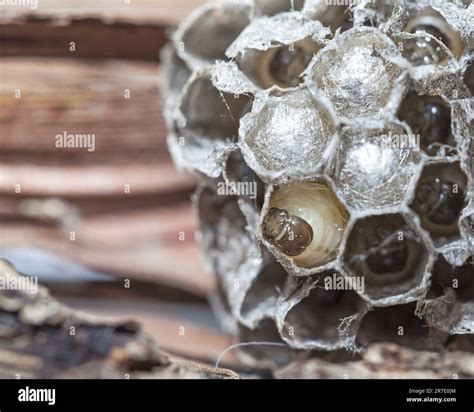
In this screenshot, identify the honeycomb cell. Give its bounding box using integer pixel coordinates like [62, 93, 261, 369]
[226, 8, 330, 62]
[428, 255, 474, 302]
[180, 75, 252, 141]
[240, 89, 337, 177]
[161, 46, 192, 98]
[410, 162, 468, 245]
[311, 27, 405, 120]
[344, 214, 430, 304]
[224, 150, 265, 209]
[197, 186, 254, 279]
[280, 272, 366, 348]
[238, 39, 319, 89]
[240, 260, 287, 325]
[262, 181, 349, 269]
[330, 123, 422, 211]
[357, 303, 430, 350]
[397, 92, 454, 156]
[173, 73, 253, 176]
[402, 10, 465, 65]
[303, 3, 351, 32]
[177, 2, 250, 65]
[254, 0, 304, 16]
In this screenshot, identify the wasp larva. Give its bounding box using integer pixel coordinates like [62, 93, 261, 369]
[263, 182, 349, 268]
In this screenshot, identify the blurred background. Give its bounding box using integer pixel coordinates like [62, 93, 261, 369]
[0, 0, 243, 369]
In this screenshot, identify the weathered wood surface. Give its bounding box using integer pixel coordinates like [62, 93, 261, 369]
[0, 260, 237, 378]
[61, 297, 240, 369]
[0, 58, 213, 295]
[0, 0, 223, 368]
[0, 0, 207, 60]
[0, 0, 207, 25]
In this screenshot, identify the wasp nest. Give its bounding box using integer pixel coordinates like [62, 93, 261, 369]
[162, 0, 474, 369]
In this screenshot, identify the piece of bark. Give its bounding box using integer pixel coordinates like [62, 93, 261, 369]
[276, 343, 474, 379]
[0, 0, 207, 60]
[0, 259, 237, 379]
[60, 297, 241, 370]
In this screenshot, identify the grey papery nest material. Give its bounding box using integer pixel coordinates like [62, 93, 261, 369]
[162, 0, 474, 369]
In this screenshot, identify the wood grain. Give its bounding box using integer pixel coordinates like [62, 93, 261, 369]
[0, 0, 207, 60]
[0, 58, 212, 295]
[0, 0, 208, 25]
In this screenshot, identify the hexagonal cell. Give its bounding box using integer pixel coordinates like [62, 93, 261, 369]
[176, 2, 250, 65]
[224, 150, 265, 210]
[344, 214, 430, 304]
[197, 185, 254, 279]
[239, 89, 337, 178]
[311, 27, 405, 120]
[254, 0, 304, 16]
[280, 272, 366, 349]
[410, 162, 468, 245]
[161, 46, 192, 98]
[428, 255, 474, 302]
[237, 318, 297, 369]
[261, 180, 349, 269]
[398, 92, 455, 156]
[303, 3, 351, 32]
[357, 303, 430, 350]
[237, 39, 321, 89]
[330, 123, 422, 211]
[401, 9, 465, 66]
[180, 74, 252, 141]
[240, 259, 288, 325]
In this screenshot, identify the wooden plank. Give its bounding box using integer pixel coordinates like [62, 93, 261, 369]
[0, 0, 207, 60]
[0, 59, 168, 158]
[0, 202, 215, 295]
[0, 162, 195, 196]
[0, 0, 207, 25]
[0, 57, 210, 294]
